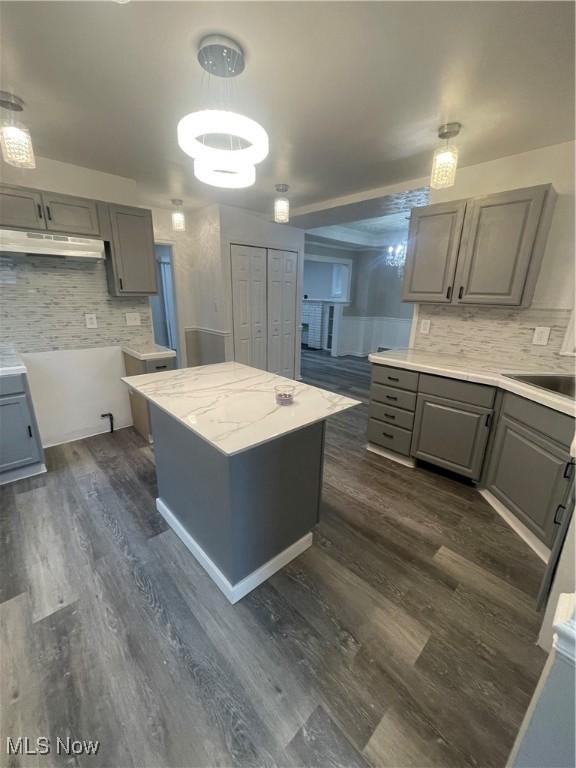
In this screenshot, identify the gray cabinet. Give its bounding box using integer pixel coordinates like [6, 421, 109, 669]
[0, 393, 41, 473]
[402, 184, 556, 307]
[42, 191, 100, 236]
[106, 204, 157, 295]
[0, 185, 45, 230]
[486, 393, 574, 547]
[411, 393, 492, 480]
[402, 200, 466, 303]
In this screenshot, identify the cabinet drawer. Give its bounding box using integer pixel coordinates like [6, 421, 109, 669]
[372, 365, 419, 392]
[369, 401, 415, 431]
[0, 374, 25, 396]
[370, 383, 417, 412]
[419, 373, 495, 408]
[367, 419, 413, 456]
[501, 393, 574, 448]
[144, 357, 176, 374]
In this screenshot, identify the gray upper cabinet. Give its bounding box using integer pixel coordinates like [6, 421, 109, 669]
[411, 392, 491, 480]
[42, 191, 101, 236]
[0, 393, 41, 472]
[107, 204, 157, 295]
[402, 200, 466, 302]
[0, 185, 46, 230]
[485, 393, 574, 547]
[454, 185, 550, 305]
[402, 184, 556, 306]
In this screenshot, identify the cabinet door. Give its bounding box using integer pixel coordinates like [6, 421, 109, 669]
[0, 394, 41, 472]
[0, 185, 46, 230]
[402, 200, 466, 302]
[411, 393, 491, 479]
[41, 191, 100, 236]
[231, 244, 267, 370]
[109, 205, 157, 294]
[486, 415, 572, 546]
[268, 249, 297, 378]
[454, 185, 547, 305]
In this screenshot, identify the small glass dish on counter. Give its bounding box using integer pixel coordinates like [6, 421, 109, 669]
[275, 384, 295, 405]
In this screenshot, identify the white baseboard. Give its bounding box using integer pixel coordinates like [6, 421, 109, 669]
[156, 498, 313, 603]
[366, 442, 415, 468]
[479, 489, 550, 563]
[0, 462, 47, 487]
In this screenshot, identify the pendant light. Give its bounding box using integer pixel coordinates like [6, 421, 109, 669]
[0, 91, 36, 169]
[274, 184, 290, 223]
[177, 36, 268, 189]
[430, 122, 461, 190]
[171, 199, 186, 232]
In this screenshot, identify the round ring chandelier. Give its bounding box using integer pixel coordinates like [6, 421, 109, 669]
[177, 36, 268, 189]
[193, 158, 256, 189]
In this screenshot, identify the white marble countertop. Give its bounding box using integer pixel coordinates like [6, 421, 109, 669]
[369, 349, 576, 417]
[0, 346, 26, 377]
[122, 362, 360, 456]
[122, 344, 177, 361]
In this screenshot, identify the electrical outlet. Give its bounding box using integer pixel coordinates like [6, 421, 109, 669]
[85, 313, 97, 329]
[420, 319, 431, 335]
[532, 326, 550, 346]
[125, 312, 141, 327]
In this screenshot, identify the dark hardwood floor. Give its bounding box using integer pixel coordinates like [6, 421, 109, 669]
[0, 351, 546, 767]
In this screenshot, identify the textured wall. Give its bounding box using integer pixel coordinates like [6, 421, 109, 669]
[413, 306, 573, 371]
[0, 254, 153, 353]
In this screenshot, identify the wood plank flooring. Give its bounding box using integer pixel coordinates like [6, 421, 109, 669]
[0, 351, 546, 767]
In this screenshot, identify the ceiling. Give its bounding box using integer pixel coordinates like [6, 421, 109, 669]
[1, 2, 574, 214]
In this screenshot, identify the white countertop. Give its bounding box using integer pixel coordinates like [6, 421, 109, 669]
[122, 344, 177, 361]
[122, 362, 360, 456]
[0, 346, 26, 377]
[369, 349, 576, 417]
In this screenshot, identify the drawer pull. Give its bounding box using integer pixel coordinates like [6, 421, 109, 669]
[385, 395, 398, 401]
[387, 376, 399, 382]
[383, 413, 396, 420]
[27, 425, 33, 438]
[563, 460, 574, 479]
[155, 365, 168, 370]
[37, 203, 43, 219]
[554, 505, 566, 525]
[381, 432, 394, 439]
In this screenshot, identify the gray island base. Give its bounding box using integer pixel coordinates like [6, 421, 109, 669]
[122, 362, 359, 603]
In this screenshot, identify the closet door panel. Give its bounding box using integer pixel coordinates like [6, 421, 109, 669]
[267, 249, 297, 378]
[231, 244, 267, 370]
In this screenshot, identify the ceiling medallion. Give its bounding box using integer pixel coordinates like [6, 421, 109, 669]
[177, 35, 268, 189]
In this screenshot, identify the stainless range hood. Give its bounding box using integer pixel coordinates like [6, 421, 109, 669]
[0, 228, 105, 260]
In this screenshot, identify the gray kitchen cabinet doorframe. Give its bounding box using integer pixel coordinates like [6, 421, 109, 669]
[453, 185, 550, 306]
[107, 204, 157, 295]
[0, 184, 46, 230]
[411, 392, 492, 480]
[40, 191, 101, 236]
[402, 200, 467, 303]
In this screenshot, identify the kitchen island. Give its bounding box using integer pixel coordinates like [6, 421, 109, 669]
[123, 362, 359, 602]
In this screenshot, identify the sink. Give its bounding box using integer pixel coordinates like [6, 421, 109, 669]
[505, 374, 575, 398]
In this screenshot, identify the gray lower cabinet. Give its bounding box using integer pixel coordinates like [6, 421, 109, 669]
[123, 351, 176, 441]
[42, 191, 101, 236]
[411, 393, 492, 480]
[106, 204, 157, 295]
[0, 392, 42, 474]
[486, 395, 574, 547]
[0, 185, 45, 230]
[402, 200, 466, 303]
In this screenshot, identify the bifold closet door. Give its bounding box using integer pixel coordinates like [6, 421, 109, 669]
[268, 249, 297, 378]
[231, 244, 267, 370]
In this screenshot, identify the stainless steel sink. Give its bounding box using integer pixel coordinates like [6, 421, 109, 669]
[505, 374, 575, 398]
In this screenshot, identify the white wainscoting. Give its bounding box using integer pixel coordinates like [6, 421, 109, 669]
[336, 316, 412, 357]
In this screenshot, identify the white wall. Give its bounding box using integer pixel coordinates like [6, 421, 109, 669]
[539, 514, 576, 652]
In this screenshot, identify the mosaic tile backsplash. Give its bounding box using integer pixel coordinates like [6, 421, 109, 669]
[0, 254, 154, 353]
[413, 305, 574, 372]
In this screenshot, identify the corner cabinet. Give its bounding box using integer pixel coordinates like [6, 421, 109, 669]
[402, 184, 556, 307]
[0, 373, 44, 484]
[104, 204, 157, 295]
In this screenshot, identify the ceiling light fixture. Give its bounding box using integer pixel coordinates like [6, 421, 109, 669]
[0, 91, 36, 169]
[177, 35, 268, 189]
[171, 199, 186, 232]
[274, 184, 290, 223]
[430, 122, 461, 190]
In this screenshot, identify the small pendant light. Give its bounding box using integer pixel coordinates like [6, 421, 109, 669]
[171, 199, 186, 232]
[274, 184, 290, 223]
[0, 91, 36, 169]
[430, 122, 461, 190]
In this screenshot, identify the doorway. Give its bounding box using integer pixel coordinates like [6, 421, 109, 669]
[149, 244, 181, 366]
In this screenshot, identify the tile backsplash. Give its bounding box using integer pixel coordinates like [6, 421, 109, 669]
[414, 305, 574, 372]
[0, 254, 153, 353]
